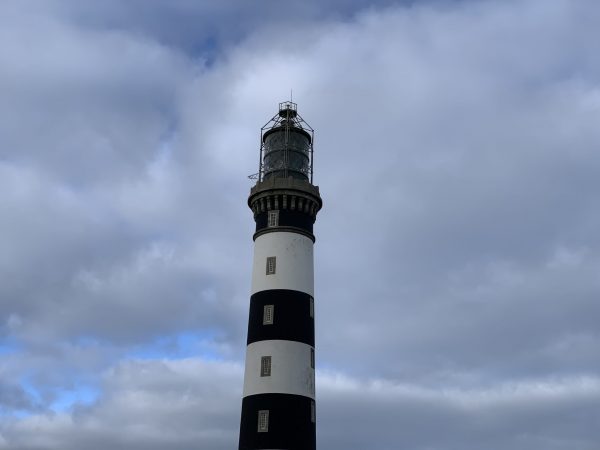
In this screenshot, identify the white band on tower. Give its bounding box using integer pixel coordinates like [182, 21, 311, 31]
[251, 232, 314, 297]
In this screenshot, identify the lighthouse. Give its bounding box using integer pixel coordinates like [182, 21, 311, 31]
[238, 101, 323, 450]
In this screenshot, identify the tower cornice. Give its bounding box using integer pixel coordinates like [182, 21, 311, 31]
[248, 177, 323, 220]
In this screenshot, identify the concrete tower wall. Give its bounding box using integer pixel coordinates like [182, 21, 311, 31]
[239, 228, 317, 449]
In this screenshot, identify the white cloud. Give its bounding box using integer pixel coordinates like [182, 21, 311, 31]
[3, 358, 598, 450]
[1, 0, 600, 448]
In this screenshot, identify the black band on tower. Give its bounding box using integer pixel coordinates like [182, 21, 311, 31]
[239, 394, 316, 450]
[255, 209, 315, 234]
[247, 290, 315, 346]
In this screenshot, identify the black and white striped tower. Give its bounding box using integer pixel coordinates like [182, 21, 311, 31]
[239, 101, 323, 450]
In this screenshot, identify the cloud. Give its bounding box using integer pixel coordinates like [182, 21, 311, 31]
[0, 358, 243, 450]
[2, 360, 598, 450]
[318, 371, 600, 450]
[1, 0, 599, 448]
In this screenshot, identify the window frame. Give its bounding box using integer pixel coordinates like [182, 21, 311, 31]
[266, 256, 276, 275]
[260, 356, 272, 377]
[267, 210, 279, 227]
[258, 410, 269, 432]
[263, 304, 274, 325]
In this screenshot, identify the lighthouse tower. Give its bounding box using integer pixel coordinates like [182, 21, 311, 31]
[239, 101, 323, 450]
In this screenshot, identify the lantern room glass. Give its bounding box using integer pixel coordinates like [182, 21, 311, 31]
[262, 126, 311, 181]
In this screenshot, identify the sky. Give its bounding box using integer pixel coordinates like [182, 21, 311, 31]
[1, 0, 599, 448]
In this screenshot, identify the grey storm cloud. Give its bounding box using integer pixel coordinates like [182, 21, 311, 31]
[1, 0, 600, 449]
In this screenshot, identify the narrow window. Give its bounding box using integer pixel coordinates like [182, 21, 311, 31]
[309, 297, 314, 319]
[311, 400, 316, 423]
[263, 305, 274, 325]
[268, 210, 279, 227]
[258, 410, 269, 432]
[310, 348, 315, 369]
[260, 356, 272, 377]
[266, 256, 276, 275]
